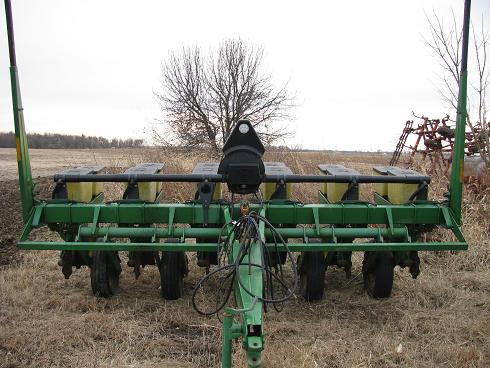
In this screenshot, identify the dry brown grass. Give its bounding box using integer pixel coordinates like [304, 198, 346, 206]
[0, 148, 489, 368]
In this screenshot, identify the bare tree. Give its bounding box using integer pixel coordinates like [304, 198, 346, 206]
[425, 11, 489, 165]
[154, 39, 293, 155]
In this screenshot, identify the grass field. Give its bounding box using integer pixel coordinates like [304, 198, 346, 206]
[0, 148, 489, 368]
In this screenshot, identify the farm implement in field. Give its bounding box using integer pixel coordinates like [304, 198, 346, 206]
[4, 0, 472, 367]
[390, 114, 489, 173]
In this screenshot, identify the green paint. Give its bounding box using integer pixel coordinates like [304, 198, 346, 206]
[449, 71, 468, 225]
[15, 201, 467, 253]
[17, 240, 467, 252]
[34, 202, 457, 226]
[10, 67, 33, 223]
[449, 0, 471, 225]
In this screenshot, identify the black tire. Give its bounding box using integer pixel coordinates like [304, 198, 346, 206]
[363, 251, 394, 299]
[90, 251, 121, 298]
[299, 251, 326, 302]
[160, 239, 188, 300]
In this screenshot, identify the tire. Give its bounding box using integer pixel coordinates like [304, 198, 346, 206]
[160, 239, 188, 300]
[90, 251, 121, 298]
[363, 251, 394, 299]
[299, 250, 326, 302]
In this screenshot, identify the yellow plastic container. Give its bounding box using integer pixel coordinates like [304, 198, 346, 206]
[124, 163, 164, 202]
[122, 182, 159, 201]
[262, 162, 293, 200]
[388, 183, 418, 204]
[92, 182, 103, 197]
[192, 163, 222, 201]
[372, 166, 390, 196]
[212, 183, 222, 200]
[137, 182, 157, 202]
[67, 182, 93, 202]
[61, 166, 104, 202]
[156, 181, 162, 194]
[386, 167, 420, 204]
[375, 182, 388, 197]
[325, 182, 349, 203]
[262, 182, 292, 200]
[318, 164, 359, 203]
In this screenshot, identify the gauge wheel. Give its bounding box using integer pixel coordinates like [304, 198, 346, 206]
[160, 238, 188, 300]
[299, 247, 326, 302]
[90, 251, 121, 298]
[363, 251, 394, 298]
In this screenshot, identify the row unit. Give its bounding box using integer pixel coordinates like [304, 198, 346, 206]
[56, 162, 427, 205]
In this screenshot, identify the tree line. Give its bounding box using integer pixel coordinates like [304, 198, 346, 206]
[0, 132, 144, 149]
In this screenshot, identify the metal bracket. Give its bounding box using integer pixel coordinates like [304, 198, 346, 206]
[385, 206, 394, 236]
[167, 206, 175, 236]
[451, 222, 466, 242]
[75, 225, 82, 242]
[89, 192, 105, 204]
[197, 180, 214, 226]
[342, 179, 359, 201]
[124, 180, 140, 199]
[91, 206, 101, 235]
[302, 226, 308, 244]
[374, 192, 390, 205]
[151, 226, 157, 243]
[331, 225, 337, 243]
[19, 210, 34, 241]
[317, 190, 329, 204]
[312, 207, 320, 236]
[440, 205, 453, 228]
[31, 202, 46, 228]
[155, 188, 164, 202]
[180, 227, 186, 244]
[404, 227, 412, 243]
[103, 227, 109, 243]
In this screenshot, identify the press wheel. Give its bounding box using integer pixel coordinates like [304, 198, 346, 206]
[90, 251, 121, 298]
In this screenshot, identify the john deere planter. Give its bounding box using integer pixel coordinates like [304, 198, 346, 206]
[4, 0, 472, 367]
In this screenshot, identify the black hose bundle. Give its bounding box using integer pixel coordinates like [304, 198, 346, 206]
[191, 211, 298, 316]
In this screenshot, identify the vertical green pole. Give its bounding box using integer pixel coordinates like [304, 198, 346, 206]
[449, 0, 471, 225]
[4, 0, 34, 222]
[221, 313, 234, 368]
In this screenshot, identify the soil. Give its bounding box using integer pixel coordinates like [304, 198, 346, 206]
[0, 180, 22, 265]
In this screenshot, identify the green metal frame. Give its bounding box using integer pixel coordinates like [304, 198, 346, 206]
[4, 0, 472, 367]
[17, 202, 466, 250]
[449, 0, 471, 225]
[4, 0, 34, 222]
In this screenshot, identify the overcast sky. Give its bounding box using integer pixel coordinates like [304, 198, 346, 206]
[0, 0, 488, 151]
